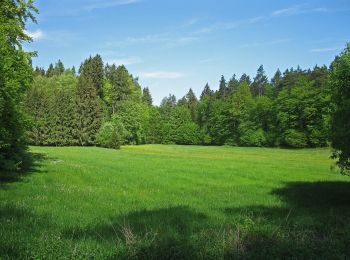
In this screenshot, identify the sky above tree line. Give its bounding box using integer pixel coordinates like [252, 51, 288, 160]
[26, 0, 350, 104]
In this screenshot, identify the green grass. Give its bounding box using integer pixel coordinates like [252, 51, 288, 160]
[1, 145, 350, 259]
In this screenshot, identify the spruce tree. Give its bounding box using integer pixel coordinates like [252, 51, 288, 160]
[46, 63, 55, 77]
[74, 61, 102, 146]
[217, 75, 227, 99]
[251, 65, 268, 96]
[142, 87, 153, 106]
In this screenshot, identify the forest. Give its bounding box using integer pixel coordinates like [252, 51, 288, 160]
[28, 58, 330, 149]
[0, 0, 350, 175]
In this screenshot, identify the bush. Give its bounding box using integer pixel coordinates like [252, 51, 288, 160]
[283, 129, 307, 148]
[96, 120, 125, 149]
[239, 128, 267, 147]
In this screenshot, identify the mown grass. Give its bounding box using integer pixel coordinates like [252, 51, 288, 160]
[1, 145, 350, 259]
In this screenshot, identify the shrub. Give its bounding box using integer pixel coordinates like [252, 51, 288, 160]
[283, 129, 307, 148]
[239, 128, 267, 147]
[96, 120, 125, 149]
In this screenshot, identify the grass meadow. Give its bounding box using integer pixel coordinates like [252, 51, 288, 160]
[1, 145, 350, 259]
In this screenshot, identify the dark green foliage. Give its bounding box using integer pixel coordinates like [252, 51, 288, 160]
[142, 87, 153, 106]
[161, 106, 200, 145]
[283, 129, 307, 148]
[217, 75, 228, 99]
[75, 73, 102, 146]
[271, 69, 282, 92]
[0, 0, 37, 172]
[24, 75, 78, 146]
[329, 43, 350, 174]
[19, 45, 344, 155]
[275, 83, 328, 148]
[79, 55, 104, 98]
[104, 65, 136, 114]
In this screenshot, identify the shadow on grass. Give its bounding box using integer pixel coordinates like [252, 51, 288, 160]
[0, 152, 47, 187]
[223, 181, 350, 258]
[64, 206, 208, 259]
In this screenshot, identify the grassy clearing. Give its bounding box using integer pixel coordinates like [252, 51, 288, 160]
[1, 145, 350, 259]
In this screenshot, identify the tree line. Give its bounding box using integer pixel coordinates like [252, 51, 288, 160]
[1, 1, 349, 174]
[27, 57, 330, 149]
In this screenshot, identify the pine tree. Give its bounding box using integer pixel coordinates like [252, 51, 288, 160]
[217, 75, 227, 99]
[200, 83, 214, 101]
[74, 61, 102, 146]
[271, 69, 282, 91]
[239, 73, 252, 86]
[142, 87, 153, 106]
[54, 59, 65, 75]
[106, 65, 135, 114]
[227, 74, 238, 95]
[251, 65, 268, 96]
[46, 63, 55, 77]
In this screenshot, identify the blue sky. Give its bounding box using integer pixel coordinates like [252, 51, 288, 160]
[26, 0, 350, 104]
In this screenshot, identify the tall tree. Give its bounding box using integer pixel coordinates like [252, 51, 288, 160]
[142, 87, 153, 106]
[217, 75, 228, 99]
[46, 63, 55, 77]
[271, 69, 282, 91]
[74, 59, 102, 146]
[200, 83, 214, 101]
[105, 65, 135, 114]
[239, 73, 252, 86]
[329, 44, 350, 174]
[0, 0, 37, 172]
[251, 65, 268, 96]
[54, 59, 65, 75]
[227, 74, 238, 95]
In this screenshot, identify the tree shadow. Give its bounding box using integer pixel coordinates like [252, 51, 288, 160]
[223, 181, 350, 258]
[0, 203, 54, 258]
[0, 152, 47, 188]
[272, 181, 350, 208]
[64, 206, 208, 259]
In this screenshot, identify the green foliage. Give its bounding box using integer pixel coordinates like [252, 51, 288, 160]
[162, 106, 200, 145]
[329, 43, 350, 174]
[117, 101, 149, 145]
[283, 129, 308, 148]
[275, 82, 329, 148]
[0, 0, 37, 172]
[96, 118, 125, 149]
[239, 125, 267, 147]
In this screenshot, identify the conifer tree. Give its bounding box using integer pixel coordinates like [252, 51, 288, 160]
[46, 63, 55, 77]
[142, 87, 153, 106]
[217, 75, 228, 99]
[74, 60, 102, 146]
[251, 65, 268, 96]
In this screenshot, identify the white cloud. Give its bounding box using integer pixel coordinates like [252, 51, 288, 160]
[139, 71, 185, 79]
[194, 16, 265, 35]
[240, 38, 291, 48]
[85, 0, 140, 11]
[106, 33, 198, 48]
[105, 56, 142, 66]
[310, 47, 341, 52]
[271, 4, 330, 17]
[25, 29, 44, 40]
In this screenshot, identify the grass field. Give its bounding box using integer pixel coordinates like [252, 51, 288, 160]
[1, 145, 350, 259]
